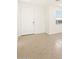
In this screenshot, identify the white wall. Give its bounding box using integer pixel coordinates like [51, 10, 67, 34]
[17, 1, 62, 35]
[17, 3, 22, 35]
[48, 1, 62, 34]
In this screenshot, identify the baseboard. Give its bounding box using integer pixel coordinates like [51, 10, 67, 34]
[48, 32, 62, 35]
[17, 32, 62, 37]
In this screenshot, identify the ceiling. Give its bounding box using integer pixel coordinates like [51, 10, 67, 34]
[18, 0, 54, 6]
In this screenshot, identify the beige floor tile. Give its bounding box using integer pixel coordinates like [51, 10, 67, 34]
[17, 33, 62, 59]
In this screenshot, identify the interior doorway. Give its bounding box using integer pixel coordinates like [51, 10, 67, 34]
[18, 3, 46, 35]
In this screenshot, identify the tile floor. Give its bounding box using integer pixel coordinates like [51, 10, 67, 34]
[17, 33, 62, 59]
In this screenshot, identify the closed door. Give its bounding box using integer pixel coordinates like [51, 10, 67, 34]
[21, 7, 34, 35]
[20, 5, 45, 35]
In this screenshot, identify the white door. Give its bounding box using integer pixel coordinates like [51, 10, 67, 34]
[21, 7, 34, 35]
[34, 7, 46, 34]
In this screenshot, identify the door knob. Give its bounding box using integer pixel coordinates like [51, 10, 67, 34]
[33, 21, 35, 24]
